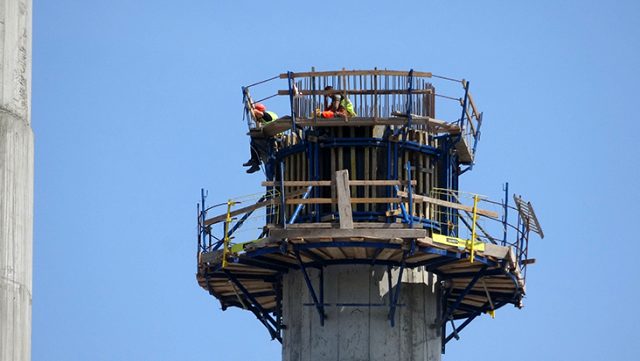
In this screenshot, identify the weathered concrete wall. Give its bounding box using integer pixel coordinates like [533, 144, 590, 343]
[0, 1, 33, 361]
[282, 266, 441, 361]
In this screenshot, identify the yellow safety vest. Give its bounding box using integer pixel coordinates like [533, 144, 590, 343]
[263, 111, 278, 124]
[340, 97, 357, 117]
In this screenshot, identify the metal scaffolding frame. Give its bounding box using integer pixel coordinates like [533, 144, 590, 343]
[196, 69, 542, 348]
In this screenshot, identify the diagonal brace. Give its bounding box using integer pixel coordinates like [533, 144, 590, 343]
[223, 270, 282, 342]
[440, 266, 487, 325]
[445, 313, 479, 344]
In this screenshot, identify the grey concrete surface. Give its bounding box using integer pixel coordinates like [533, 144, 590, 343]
[282, 265, 441, 361]
[0, 1, 33, 360]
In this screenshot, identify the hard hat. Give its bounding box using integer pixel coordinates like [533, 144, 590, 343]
[254, 103, 266, 112]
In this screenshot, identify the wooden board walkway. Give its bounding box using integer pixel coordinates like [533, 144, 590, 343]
[196, 225, 525, 320]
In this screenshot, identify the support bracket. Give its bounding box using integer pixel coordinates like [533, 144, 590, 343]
[445, 313, 479, 344]
[440, 266, 487, 325]
[223, 270, 282, 342]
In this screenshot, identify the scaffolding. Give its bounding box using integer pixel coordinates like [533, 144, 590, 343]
[196, 69, 543, 350]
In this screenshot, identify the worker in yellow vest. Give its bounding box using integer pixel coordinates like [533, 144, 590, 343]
[251, 103, 278, 125]
[244, 103, 278, 173]
[321, 86, 357, 118]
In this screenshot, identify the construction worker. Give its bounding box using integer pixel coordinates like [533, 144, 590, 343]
[321, 86, 356, 118]
[244, 103, 278, 173]
[323, 86, 340, 117]
[251, 103, 278, 126]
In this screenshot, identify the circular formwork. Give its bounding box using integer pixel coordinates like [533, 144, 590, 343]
[197, 70, 529, 358]
[197, 123, 525, 347]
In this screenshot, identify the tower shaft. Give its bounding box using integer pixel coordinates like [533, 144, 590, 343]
[0, 1, 33, 360]
[282, 266, 441, 361]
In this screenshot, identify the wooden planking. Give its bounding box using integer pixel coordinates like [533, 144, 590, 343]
[258, 117, 459, 137]
[455, 136, 474, 164]
[270, 228, 426, 240]
[349, 128, 357, 204]
[331, 141, 336, 214]
[204, 199, 276, 226]
[280, 69, 433, 79]
[217, 287, 273, 297]
[335, 170, 354, 229]
[375, 248, 398, 261]
[318, 237, 348, 259]
[259, 253, 299, 266]
[371, 141, 377, 212]
[286, 197, 402, 205]
[305, 247, 333, 260]
[282, 222, 420, 229]
[364, 147, 370, 212]
[405, 253, 439, 264]
[262, 180, 416, 187]
[211, 281, 272, 289]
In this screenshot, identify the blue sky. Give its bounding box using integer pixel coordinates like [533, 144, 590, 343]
[33, 0, 639, 360]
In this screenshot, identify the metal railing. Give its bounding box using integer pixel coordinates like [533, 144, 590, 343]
[241, 69, 483, 160]
[428, 186, 544, 278]
[197, 189, 280, 258]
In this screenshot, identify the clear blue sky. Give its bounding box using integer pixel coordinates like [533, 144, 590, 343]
[33, 0, 639, 360]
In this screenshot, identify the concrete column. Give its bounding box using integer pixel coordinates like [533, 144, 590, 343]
[282, 265, 441, 361]
[0, 1, 33, 361]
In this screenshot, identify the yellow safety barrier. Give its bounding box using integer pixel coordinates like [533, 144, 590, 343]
[229, 238, 265, 254]
[470, 194, 479, 263]
[222, 199, 236, 268]
[432, 234, 485, 252]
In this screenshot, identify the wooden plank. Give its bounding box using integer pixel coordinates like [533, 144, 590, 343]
[331, 144, 336, 214]
[286, 197, 402, 205]
[484, 243, 510, 259]
[349, 128, 356, 202]
[371, 144, 377, 209]
[352, 245, 367, 259]
[279, 69, 433, 79]
[204, 199, 276, 226]
[205, 187, 311, 226]
[284, 222, 421, 229]
[269, 228, 426, 240]
[260, 253, 298, 266]
[317, 237, 347, 259]
[390, 111, 456, 129]
[336, 170, 354, 229]
[278, 89, 438, 96]
[455, 137, 474, 164]
[262, 180, 416, 187]
[364, 147, 370, 212]
[396, 191, 499, 219]
[405, 253, 438, 263]
[258, 117, 459, 138]
[375, 248, 399, 261]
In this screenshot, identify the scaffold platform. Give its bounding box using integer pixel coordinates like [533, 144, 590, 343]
[195, 69, 543, 348]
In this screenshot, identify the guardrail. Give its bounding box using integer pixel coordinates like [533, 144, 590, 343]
[241, 69, 483, 162]
[198, 181, 542, 279]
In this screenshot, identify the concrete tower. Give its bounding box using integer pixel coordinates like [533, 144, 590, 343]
[196, 69, 543, 361]
[0, 0, 33, 360]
